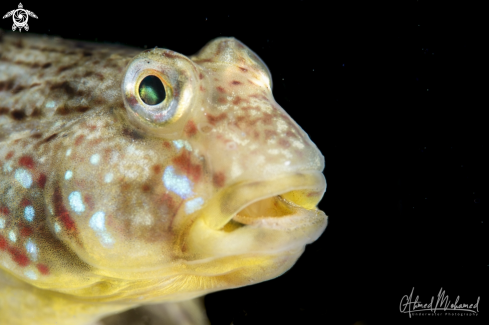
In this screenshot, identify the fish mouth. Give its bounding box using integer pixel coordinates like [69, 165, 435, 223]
[202, 171, 327, 232]
[186, 172, 327, 259]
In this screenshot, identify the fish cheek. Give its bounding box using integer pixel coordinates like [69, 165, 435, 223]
[47, 174, 178, 270]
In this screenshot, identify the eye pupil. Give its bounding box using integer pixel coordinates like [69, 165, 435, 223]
[139, 75, 166, 105]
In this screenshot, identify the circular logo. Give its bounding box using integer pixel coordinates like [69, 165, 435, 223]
[13, 9, 28, 28]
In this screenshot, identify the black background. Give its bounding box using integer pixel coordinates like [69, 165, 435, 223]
[2, 1, 486, 324]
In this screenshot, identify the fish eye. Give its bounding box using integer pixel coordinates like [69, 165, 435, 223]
[138, 75, 166, 106]
[122, 49, 199, 136]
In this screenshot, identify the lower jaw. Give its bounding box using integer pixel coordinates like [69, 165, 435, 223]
[184, 208, 326, 263]
[180, 248, 305, 295]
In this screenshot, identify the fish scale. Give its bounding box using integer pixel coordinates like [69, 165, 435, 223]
[0, 30, 327, 325]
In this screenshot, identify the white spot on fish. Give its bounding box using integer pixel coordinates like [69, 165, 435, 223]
[15, 168, 32, 188]
[89, 211, 106, 232]
[68, 191, 85, 214]
[24, 270, 38, 280]
[66, 148, 71, 156]
[89, 211, 115, 248]
[104, 173, 113, 183]
[25, 239, 38, 262]
[173, 140, 192, 151]
[292, 139, 305, 149]
[54, 222, 61, 233]
[99, 232, 115, 247]
[276, 119, 287, 132]
[173, 140, 185, 150]
[0, 218, 5, 229]
[65, 170, 73, 180]
[24, 206, 35, 222]
[90, 154, 101, 165]
[3, 161, 13, 173]
[185, 197, 204, 214]
[45, 100, 56, 109]
[8, 230, 16, 242]
[163, 166, 193, 199]
[230, 161, 243, 179]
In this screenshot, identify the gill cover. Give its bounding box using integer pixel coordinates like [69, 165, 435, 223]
[122, 49, 199, 137]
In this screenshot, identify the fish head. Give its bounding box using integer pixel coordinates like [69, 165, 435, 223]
[40, 38, 326, 303]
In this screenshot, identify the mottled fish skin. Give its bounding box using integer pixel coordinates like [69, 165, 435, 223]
[0, 29, 327, 325]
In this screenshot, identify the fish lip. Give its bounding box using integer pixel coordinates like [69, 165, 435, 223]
[201, 171, 327, 231]
[231, 195, 327, 231]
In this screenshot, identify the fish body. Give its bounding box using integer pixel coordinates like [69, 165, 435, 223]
[0, 30, 327, 324]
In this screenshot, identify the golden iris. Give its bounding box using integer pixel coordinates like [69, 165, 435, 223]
[139, 75, 166, 105]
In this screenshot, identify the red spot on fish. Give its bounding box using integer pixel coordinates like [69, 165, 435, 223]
[235, 115, 246, 126]
[5, 151, 14, 160]
[157, 193, 175, 211]
[37, 173, 47, 188]
[278, 138, 291, 148]
[84, 195, 94, 211]
[152, 164, 162, 174]
[239, 67, 248, 72]
[37, 264, 50, 275]
[163, 142, 171, 149]
[232, 96, 244, 106]
[127, 95, 138, 106]
[184, 120, 197, 137]
[53, 188, 77, 232]
[21, 198, 30, 207]
[8, 247, 30, 267]
[0, 235, 7, 250]
[218, 97, 228, 104]
[199, 85, 205, 92]
[199, 73, 204, 80]
[216, 86, 226, 93]
[0, 207, 9, 215]
[74, 135, 85, 146]
[262, 113, 273, 125]
[20, 226, 33, 237]
[18, 156, 35, 169]
[231, 80, 242, 85]
[213, 172, 226, 188]
[142, 184, 151, 193]
[121, 183, 131, 192]
[206, 113, 227, 125]
[172, 151, 202, 183]
[286, 130, 298, 139]
[264, 129, 277, 140]
[89, 138, 103, 146]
